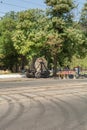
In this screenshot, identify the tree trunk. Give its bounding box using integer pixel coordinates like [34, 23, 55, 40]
[53, 54, 57, 77]
[20, 55, 27, 71]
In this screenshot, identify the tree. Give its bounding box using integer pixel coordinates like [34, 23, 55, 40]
[79, 1, 87, 53]
[12, 9, 48, 68]
[0, 12, 19, 72]
[72, 1, 87, 69]
[44, 0, 76, 75]
[80, 2, 87, 35]
[44, 0, 87, 76]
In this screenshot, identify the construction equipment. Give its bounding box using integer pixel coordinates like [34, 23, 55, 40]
[26, 57, 50, 78]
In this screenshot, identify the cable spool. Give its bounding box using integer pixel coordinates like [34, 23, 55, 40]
[34, 57, 50, 78]
[34, 57, 47, 72]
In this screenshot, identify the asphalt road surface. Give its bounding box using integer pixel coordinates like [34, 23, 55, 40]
[0, 79, 87, 130]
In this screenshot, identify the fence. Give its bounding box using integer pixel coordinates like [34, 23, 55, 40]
[57, 70, 76, 79]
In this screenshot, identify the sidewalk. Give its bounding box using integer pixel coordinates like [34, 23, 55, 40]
[0, 73, 24, 78]
[0, 73, 28, 82]
[0, 73, 86, 82]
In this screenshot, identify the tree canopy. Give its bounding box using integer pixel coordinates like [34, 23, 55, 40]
[0, 1, 87, 73]
[44, 0, 87, 75]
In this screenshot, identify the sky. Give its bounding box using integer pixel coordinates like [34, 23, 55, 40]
[0, 0, 86, 19]
[0, 0, 46, 17]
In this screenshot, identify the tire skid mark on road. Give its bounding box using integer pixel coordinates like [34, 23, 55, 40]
[55, 96, 83, 130]
[1, 85, 87, 96]
[33, 93, 69, 130]
[9, 93, 31, 105]
[41, 94, 73, 130]
[70, 93, 87, 130]
[0, 95, 16, 129]
[33, 90, 87, 130]
[31, 94, 51, 129]
[20, 93, 46, 129]
[7, 94, 25, 121]
[21, 92, 46, 113]
[40, 89, 87, 97]
[0, 86, 49, 93]
[32, 94, 75, 130]
[41, 93, 82, 130]
[0, 83, 87, 130]
[0, 95, 25, 130]
[17, 93, 36, 113]
[0, 96, 14, 127]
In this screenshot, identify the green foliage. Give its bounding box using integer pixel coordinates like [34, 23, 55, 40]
[62, 27, 87, 61]
[80, 2, 87, 28]
[12, 9, 48, 61]
[71, 56, 87, 68]
[78, 1, 87, 60]
[0, 3, 87, 72]
[80, 1, 87, 40]
[45, 0, 75, 14]
[0, 12, 18, 71]
[44, 0, 87, 75]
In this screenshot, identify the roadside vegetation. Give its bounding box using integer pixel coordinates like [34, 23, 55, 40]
[0, 0, 87, 76]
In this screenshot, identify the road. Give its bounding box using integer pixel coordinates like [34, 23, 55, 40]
[0, 79, 87, 130]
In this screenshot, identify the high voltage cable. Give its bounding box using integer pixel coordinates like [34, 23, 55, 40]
[0, 0, 46, 15]
[0, 1, 85, 10]
[0, 0, 86, 16]
[21, 0, 45, 7]
[0, 0, 46, 9]
[0, 1, 27, 9]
